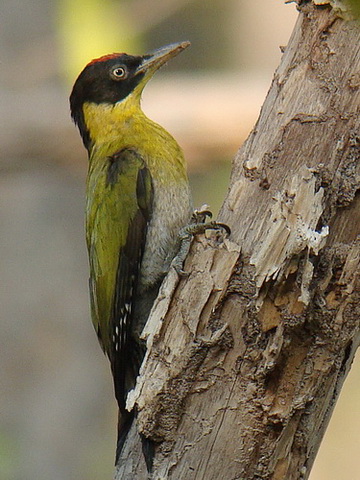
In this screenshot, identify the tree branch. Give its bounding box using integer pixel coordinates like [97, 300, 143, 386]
[115, 2, 360, 479]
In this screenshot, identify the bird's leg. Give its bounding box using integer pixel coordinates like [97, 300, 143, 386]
[171, 204, 230, 275]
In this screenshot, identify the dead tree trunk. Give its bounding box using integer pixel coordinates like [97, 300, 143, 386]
[115, 2, 360, 479]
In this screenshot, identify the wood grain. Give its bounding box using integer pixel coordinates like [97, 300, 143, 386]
[115, 3, 360, 479]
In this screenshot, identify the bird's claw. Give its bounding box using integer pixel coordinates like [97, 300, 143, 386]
[191, 204, 213, 224]
[180, 220, 231, 238]
[172, 262, 190, 277]
[172, 212, 231, 277]
[211, 221, 231, 236]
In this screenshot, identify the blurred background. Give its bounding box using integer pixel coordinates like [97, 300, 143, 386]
[1, 1, 359, 479]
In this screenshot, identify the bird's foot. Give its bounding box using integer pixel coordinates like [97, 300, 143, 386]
[171, 205, 230, 276]
[191, 203, 213, 224]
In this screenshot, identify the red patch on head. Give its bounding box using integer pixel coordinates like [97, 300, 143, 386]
[86, 53, 124, 67]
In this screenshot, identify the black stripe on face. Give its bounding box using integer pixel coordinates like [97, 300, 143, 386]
[70, 54, 145, 150]
[71, 54, 145, 105]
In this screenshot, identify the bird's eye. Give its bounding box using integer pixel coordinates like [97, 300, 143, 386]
[111, 66, 127, 80]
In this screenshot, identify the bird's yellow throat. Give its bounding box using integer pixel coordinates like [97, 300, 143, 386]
[82, 95, 186, 179]
[82, 93, 144, 154]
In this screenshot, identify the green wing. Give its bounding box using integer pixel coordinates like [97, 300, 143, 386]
[86, 147, 153, 407]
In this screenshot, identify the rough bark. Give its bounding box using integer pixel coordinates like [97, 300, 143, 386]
[115, 2, 360, 479]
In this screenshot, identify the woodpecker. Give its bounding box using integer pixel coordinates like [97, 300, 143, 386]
[70, 42, 193, 465]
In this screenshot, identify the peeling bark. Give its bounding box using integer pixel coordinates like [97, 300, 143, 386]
[115, 2, 360, 479]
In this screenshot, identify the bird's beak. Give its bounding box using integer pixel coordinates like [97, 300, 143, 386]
[135, 41, 190, 77]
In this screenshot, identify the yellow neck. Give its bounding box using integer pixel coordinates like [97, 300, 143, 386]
[83, 95, 146, 156]
[82, 94, 186, 180]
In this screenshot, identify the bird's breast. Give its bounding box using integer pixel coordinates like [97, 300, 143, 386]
[139, 175, 192, 290]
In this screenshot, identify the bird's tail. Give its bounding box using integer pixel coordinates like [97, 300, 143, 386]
[113, 334, 155, 468]
[115, 409, 155, 473]
[113, 334, 146, 466]
[116, 409, 135, 464]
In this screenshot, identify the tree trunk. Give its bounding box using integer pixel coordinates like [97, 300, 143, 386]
[115, 2, 360, 479]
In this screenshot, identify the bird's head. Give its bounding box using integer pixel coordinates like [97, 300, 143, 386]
[70, 41, 190, 150]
